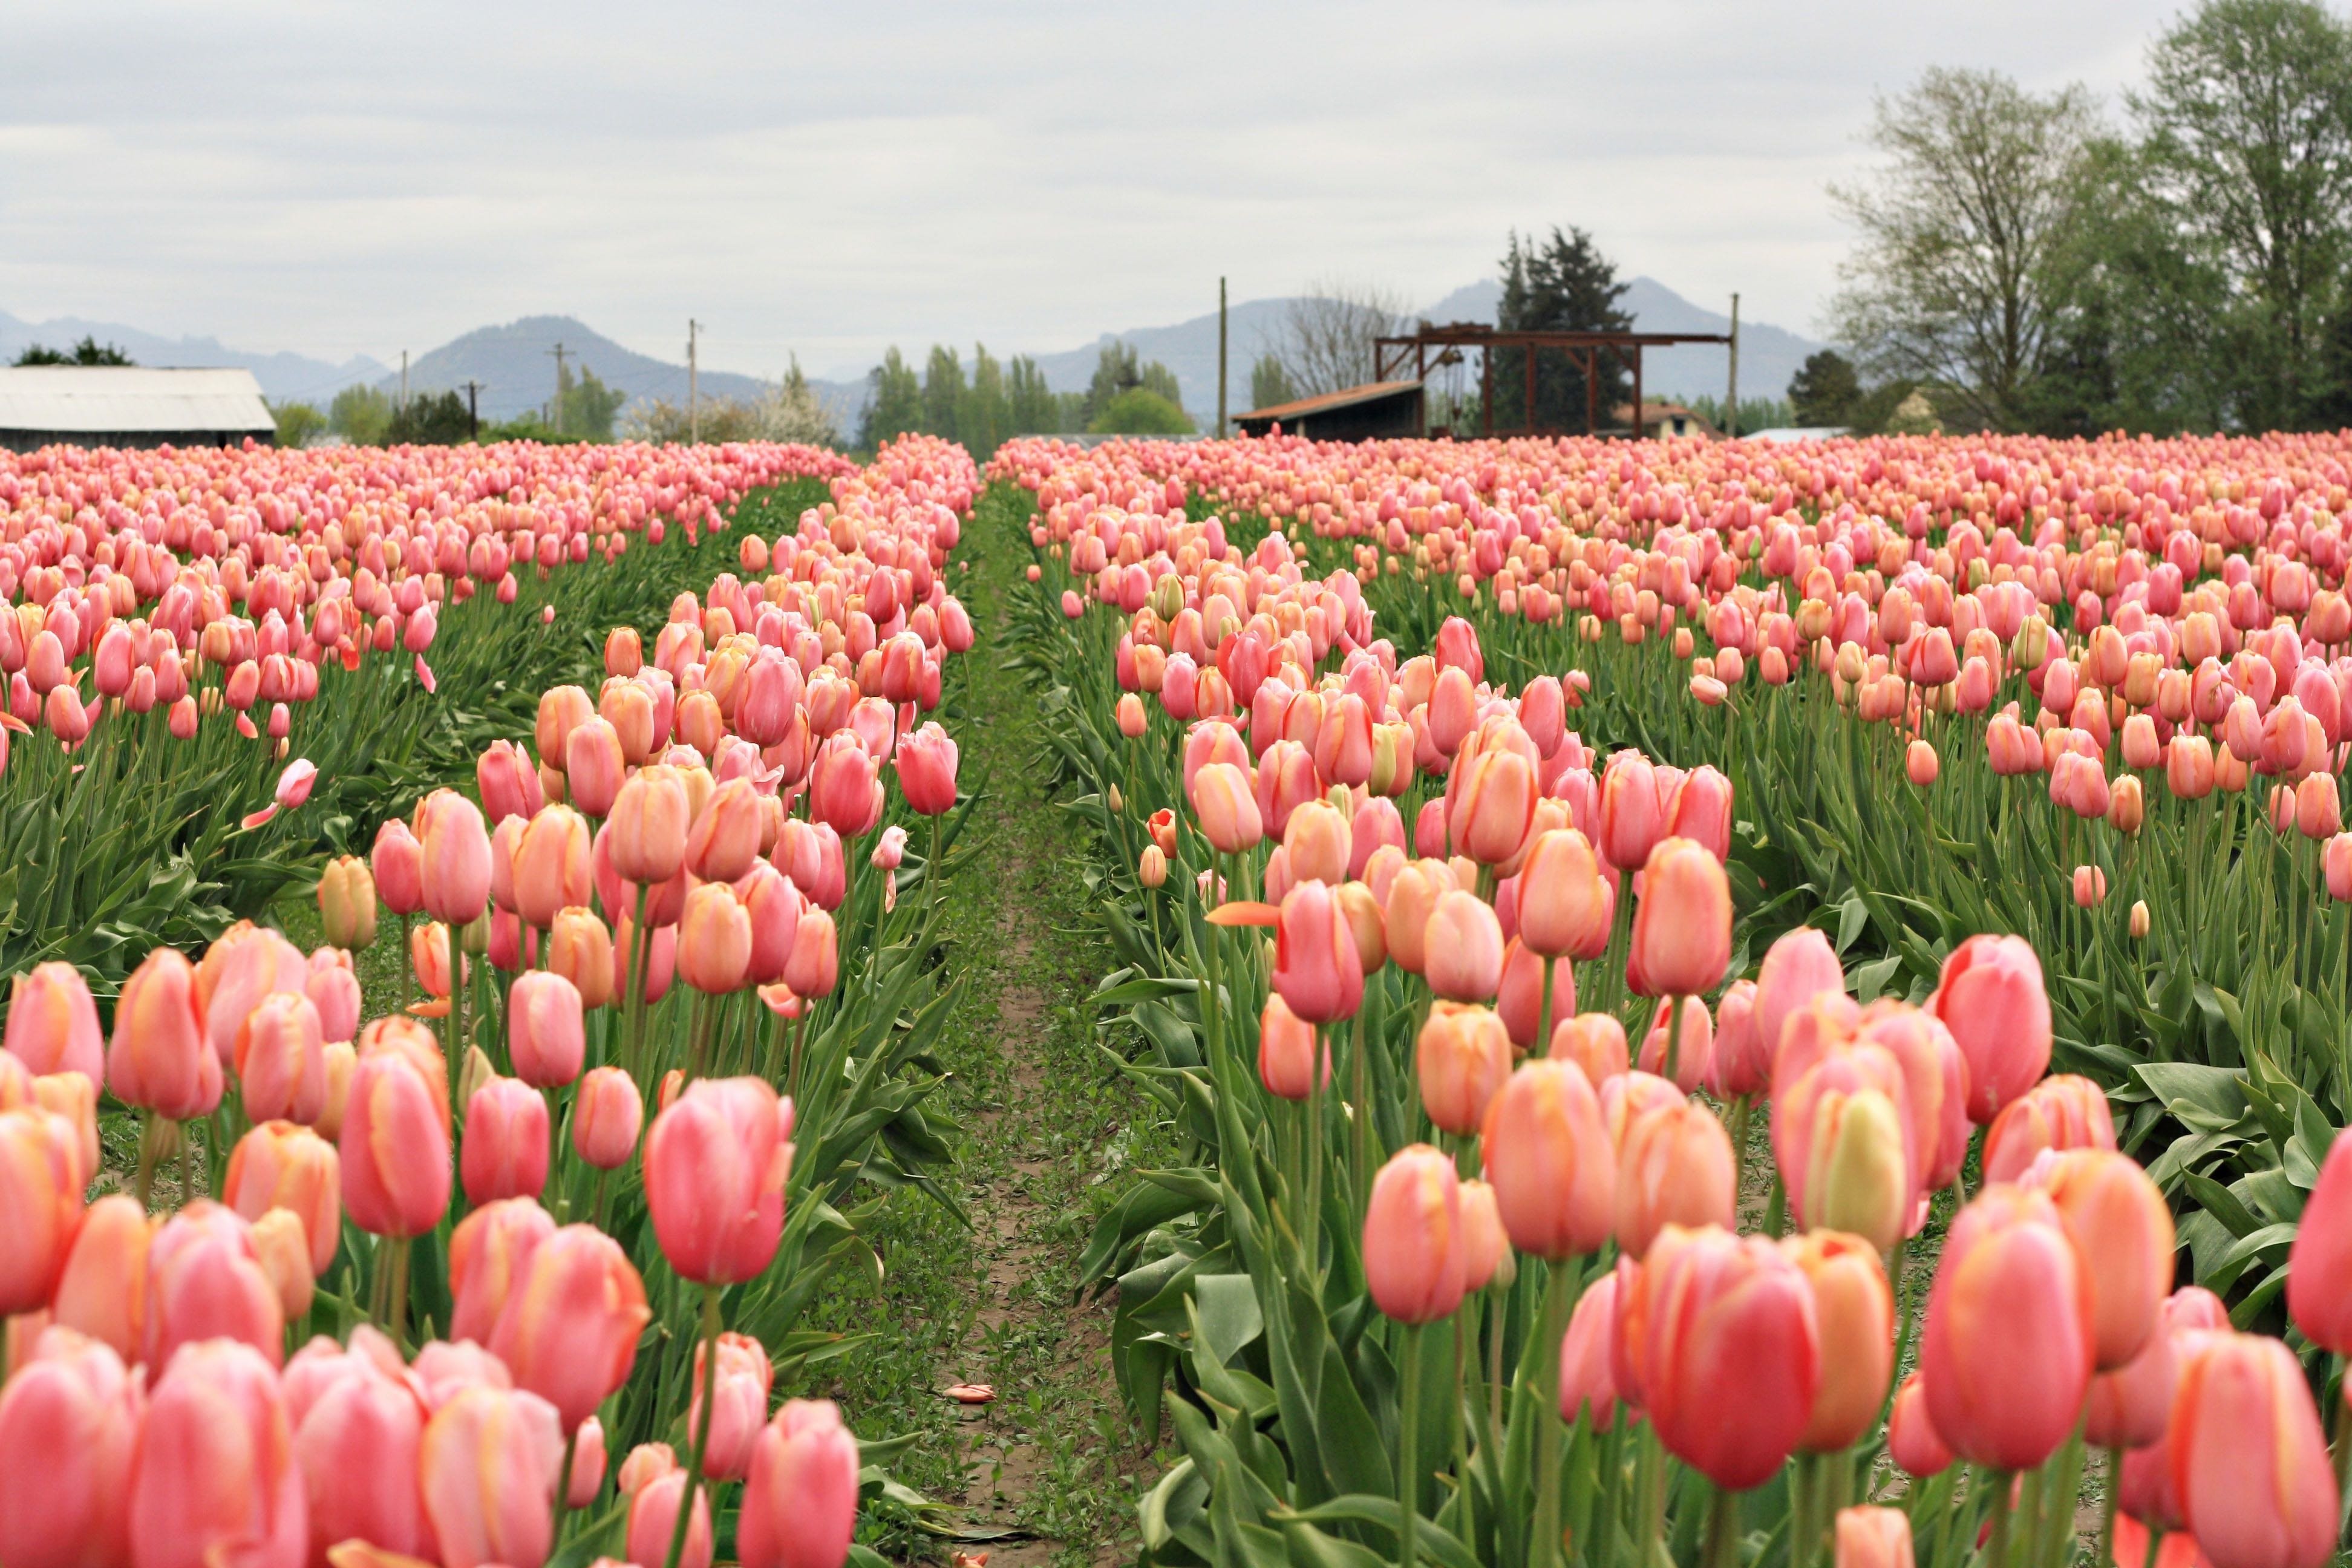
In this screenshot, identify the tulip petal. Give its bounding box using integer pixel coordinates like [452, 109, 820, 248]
[1206, 901, 1280, 927]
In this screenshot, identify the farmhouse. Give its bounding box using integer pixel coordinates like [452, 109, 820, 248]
[1234, 380, 1425, 441]
[0, 366, 277, 453]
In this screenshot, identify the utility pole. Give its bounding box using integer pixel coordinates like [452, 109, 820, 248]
[399, 350, 408, 412]
[463, 380, 481, 442]
[1217, 278, 1228, 437]
[1725, 293, 1740, 440]
[547, 342, 568, 436]
[688, 319, 701, 445]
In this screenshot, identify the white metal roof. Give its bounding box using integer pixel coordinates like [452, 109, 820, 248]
[0, 367, 276, 434]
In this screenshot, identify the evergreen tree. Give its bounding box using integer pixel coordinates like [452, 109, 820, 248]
[858, 348, 923, 452]
[1138, 361, 1188, 420]
[385, 390, 473, 445]
[956, 344, 1011, 461]
[1494, 227, 1634, 431]
[1083, 343, 1143, 426]
[1787, 350, 1863, 426]
[13, 335, 134, 367]
[1250, 354, 1299, 411]
[921, 345, 965, 442]
[1007, 355, 1060, 434]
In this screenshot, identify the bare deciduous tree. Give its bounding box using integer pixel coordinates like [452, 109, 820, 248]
[1271, 279, 1410, 397]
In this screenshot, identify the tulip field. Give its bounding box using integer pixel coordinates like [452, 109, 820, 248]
[8, 421, 2352, 1568]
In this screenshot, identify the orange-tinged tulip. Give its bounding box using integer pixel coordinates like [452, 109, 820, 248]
[1361, 1145, 1468, 1324]
[5, 962, 102, 1083]
[1708, 978, 1764, 1099]
[1497, 937, 1579, 1049]
[1614, 1099, 1734, 1258]
[145, 1200, 285, 1371]
[223, 1120, 342, 1278]
[1930, 934, 2051, 1123]
[1619, 1224, 1819, 1488]
[566, 716, 627, 818]
[572, 1065, 644, 1170]
[1416, 1002, 1512, 1135]
[419, 1385, 565, 1568]
[1515, 828, 1613, 960]
[1599, 751, 1663, 871]
[1637, 994, 1713, 1091]
[410, 920, 456, 1003]
[685, 777, 764, 884]
[644, 1076, 792, 1284]
[1189, 761, 1263, 855]
[2087, 1327, 2176, 1451]
[1983, 1073, 2116, 1184]
[51, 1194, 152, 1359]
[626, 1469, 713, 1568]
[1272, 880, 1361, 1023]
[128, 1339, 306, 1568]
[1479, 1060, 1613, 1260]
[1451, 743, 1537, 866]
[1627, 837, 1730, 998]
[0, 1106, 82, 1316]
[2288, 1129, 2352, 1354]
[1887, 1371, 1953, 1477]
[2029, 1149, 2174, 1370]
[1549, 1011, 1631, 1084]
[1459, 1177, 1513, 1292]
[512, 807, 592, 929]
[0, 1328, 142, 1568]
[1381, 859, 1449, 975]
[1256, 993, 1328, 1102]
[235, 991, 327, 1126]
[678, 881, 753, 995]
[1785, 1230, 1895, 1452]
[2169, 1333, 2337, 1568]
[1423, 888, 1504, 1001]
[340, 1047, 452, 1238]
[684, 1332, 773, 1481]
[417, 789, 493, 927]
[1920, 1185, 2096, 1471]
[462, 1076, 549, 1205]
[506, 971, 584, 1089]
[549, 906, 616, 1010]
[250, 1208, 316, 1322]
[1835, 1508, 1913, 1568]
[448, 1196, 556, 1345]
[608, 766, 692, 886]
[738, 1399, 862, 1568]
[1754, 928, 1846, 1084]
[1558, 1270, 1625, 1429]
[293, 1354, 431, 1564]
[106, 946, 220, 1121]
[488, 1224, 652, 1434]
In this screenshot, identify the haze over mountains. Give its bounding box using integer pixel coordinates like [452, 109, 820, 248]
[0, 279, 1828, 434]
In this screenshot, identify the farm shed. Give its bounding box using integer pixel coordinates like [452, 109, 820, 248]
[0, 366, 277, 453]
[1235, 380, 1424, 441]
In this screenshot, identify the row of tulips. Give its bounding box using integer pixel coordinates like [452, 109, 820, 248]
[986, 430, 2352, 1319]
[982, 451, 2352, 1568]
[0, 436, 984, 1568]
[0, 439, 877, 988]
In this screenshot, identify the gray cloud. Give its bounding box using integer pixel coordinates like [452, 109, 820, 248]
[1, 0, 2185, 381]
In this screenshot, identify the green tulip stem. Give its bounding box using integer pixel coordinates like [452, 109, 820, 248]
[1533, 1259, 1579, 1568]
[1704, 1483, 1740, 1568]
[551, 1423, 581, 1544]
[1983, 1469, 2015, 1568]
[1305, 1025, 1326, 1272]
[1398, 1319, 1423, 1568]
[664, 1284, 723, 1568]
[385, 1234, 412, 1353]
[1537, 955, 1558, 1060]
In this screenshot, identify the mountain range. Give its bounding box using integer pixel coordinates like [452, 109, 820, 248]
[1, 279, 1828, 435]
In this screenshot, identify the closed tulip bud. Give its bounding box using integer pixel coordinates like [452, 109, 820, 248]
[1516, 829, 1613, 960]
[420, 1385, 566, 1568]
[462, 1076, 549, 1204]
[2287, 1130, 2352, 1353]
[249, 1207, 316, 1321]
[235, 990, 327, 1126]
[1362, 1145, 1469, 1324]
[370, 818, 426, 916]
[1256, 993, 1327, 1102]
[2087, 1328, 2176, 1451]
[1382, 859, 1448, 975]
[1930, 934, 2051, 1123]
[1116, 693, 1147, 737]
[1705, 979, 1765, 1099]
[1921, 1185, 2095, 1470]
[1785, 1058, 1913, 1255]
[448, 1196, 556, 1344]
[223, 1120, 342, 1277]
[1835, 1508, 1913, 1568]
[292, 1359, 433, 1564]
[1984, 1074, 2118, 1184]
[488, 1224, 652, 1434]
[1785, 1230, 1895, 1451]
[504, 971, 584, 1088]
[1905, 739, 1939, 788]
[0, 1329, 142, 1568]
[1598, 751, 1663, 870]
[1272, 881, 1362, 1023]
[1615, 1100, 1734, 1258]
[316, 1039, 356, 1140]
[2169, 1333, 2338, 1568]
[2028, 1149, 2174, 1370]
[6, 961, 103, 1083]
[130, 1340, 307, 1568]
[1451, 744, 1538, 867]
[1637, 994, 1713, 1091]
[1887, 1372, 1953, 1477]
[566, 716, 627, 818]
[685, 1333, 774, 1480]
[2108, 776, 2145, 835]
[1139, 844, 1168, 887]
[417, 789, 494, 926]
[678, 881, 753, 995]
[1628, 837, 1731, 998]
[1549, 1011, 1631, 1084]
[106, 946, 220, 1120]
[608, 766, 692, 886]
[1282, 801, 1350, 887]
[645, 1076, 793, 1284]
[1480, 1059, 1614, 1259]
[626, 1468, 713, 1568]
[51, 1194, 152, 1358]
[1558, 1270, 1625, 1429]
[2169, 736, 2216, 800]
[896, 722, 960, 815]
[783, 906, 838, 998]
[1416, 1002, 1512, 1135]
[0, 1106, 83, 1316]
[410, 920, 456, 1002]
[573, 1066, 643, 1169]
[1621, 1225, 1820, 1488]
[685, 777, 763, 885]
[1423, 887, 1504, 1001]
[144, 1200, 286, 1371]
[549, 906, 616, 1008]
[1189, 761, 1263, 855]
[341, 1047, 452, 1238]
[1458, 1176, 1512, 1292]
[512, 807, 592, 929]
[739, 1399, 863, 1568]
[565, 1414, 608, 1507]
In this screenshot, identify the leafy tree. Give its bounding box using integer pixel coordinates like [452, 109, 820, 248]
[956, 345, 1010, 462]
[1250, 353, 1299, 411]
[1089, 388, 1194, 436]
[328, 384, 394, 445]
[1494, 227, 1633, 431]
[269, 400, 327, 449]
[921, 345, 966, 443]
[1007, 355, 1062, 434]
[1787, 350, 1863, 426]
[558, 368, 626, 440]
[1083, 343, 1141, 427]
[1828, 68, 2102, 433]
[1273, 281, 1405, 397]
[385, 390, 472, 445]
[2128, 0, 2352, 429]
[13, 336, 134, 367]
[858, 348, 923, 453]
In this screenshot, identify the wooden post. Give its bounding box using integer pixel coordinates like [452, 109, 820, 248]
[1726, 293, 1740, 439]
[1217, 278, 1228, 437]
[1524, 338, 1537, 434]
[1481, 341, 1494, 436]
[1584, 348, 1597, 436]
[1632, 346, 1643, 442]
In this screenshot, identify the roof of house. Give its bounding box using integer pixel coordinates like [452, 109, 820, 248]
[0, 367, 276, 435]
[1236, 379, 1422, 424]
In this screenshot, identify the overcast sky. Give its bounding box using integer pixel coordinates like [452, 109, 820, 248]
[2, 0, 2190, 382]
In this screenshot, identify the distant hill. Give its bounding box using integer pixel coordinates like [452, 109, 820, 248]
[376, 316, 779, 423]
[0, 310, 385, 404]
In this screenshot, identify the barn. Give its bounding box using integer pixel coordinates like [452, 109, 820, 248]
[1233, 380, 1423, 442]
[0, 366, 277, 454]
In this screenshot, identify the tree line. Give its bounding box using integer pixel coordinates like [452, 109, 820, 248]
[857, 342, 1192, 458]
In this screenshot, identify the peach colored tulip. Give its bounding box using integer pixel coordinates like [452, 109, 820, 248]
[5, 962, 102, 1083]
[0, 1328, 142, 1568]
[371, 818, 426, 916]
[1920, 1185, 2096, 1471]
[420, 1385, 565, 1568]
[106, 946, 220, 1121]
[1835, 1508, 1913, 1568]
[1785, 1230, 1895, 1452]
[1416, 1002, 1512, 1135]
[249, 1208, 316, 1322]
[503, 971, 583, 1089]
[51, 1194, 152, 1359]
[609, 766, 693, 886]
[1754, 927, 1846, 1082]
[1479, 1060, 1613, 1260]
[685, 1332, 774, 1480]
[1983, 1073, 2117, 1184]
[1381, 859, 1448, 975]
[1558, 1269, 1625, 1429]
[627, 1470, 713, 1568]
[2169, 1333, 2337, 1568]
[1637, 994, 1713, 1090]
[1451, 742, 1538, 866]
[512, 807, 592, 929]
[293, 1355, 432, 1565]
[685, 777, 764, 885]
[2029, 1149, 2174, 1370]
[1888, 1372, 1953, 1477]
[488, 1224, 652, 1434]
[678, 881, 753, 996]
[549, 906, 616, 1009]
[644, 1076, 793, 1284]
[0, 1106, 82, 1316]
[1627, 837, 1730, 998]
[223, 1120, 342, 1278]
[417, 789, 493, 927]
[572, 1065, 644, 1169]
[1256, 992, 1328, 1102]
[1423, 887, 1504, 1001]
[567, 1414, 609, 1507]
[1273, 880, 1361, 1024]
[1497, 936, 1579, 1049]
[1361, 1144, 1468, 1324]
[340, 1046, 452, 1238]
[738, 1399, 862, 1568]
[1614, 1099, 1734, 1258]
[1778, 1045, 1914, 1253]
[1549, 1011, 1631, 1084]
[128, 1338, 307, 1568]
[2088, 1327, 2177, 1451]
[1458, 1177, 1513, 1292]
[2288, 1129, 2352, 1353]
[566, 716, 627, 817]
[1515, 828, 1613, 960]
[234, 990, 327, 1126]
[462, 1076, 549, 1205]
[1930, 934, 2051, 1123]
[1190, 761, 1263, 855]
[1707, 978, 1764, 1098]
[1598, 751, 1663, 871]
[448, 1196, 556, 1345]
[144, 1200, 284, 1371]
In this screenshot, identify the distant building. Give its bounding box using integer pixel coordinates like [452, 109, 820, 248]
[1612, 401, 1723, 440]
[0, 367, 276, 454]
[1235, 380, 1423, 442]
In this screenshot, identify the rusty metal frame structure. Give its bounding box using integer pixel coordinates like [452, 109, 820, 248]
[1373, 324, 1733, 439]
